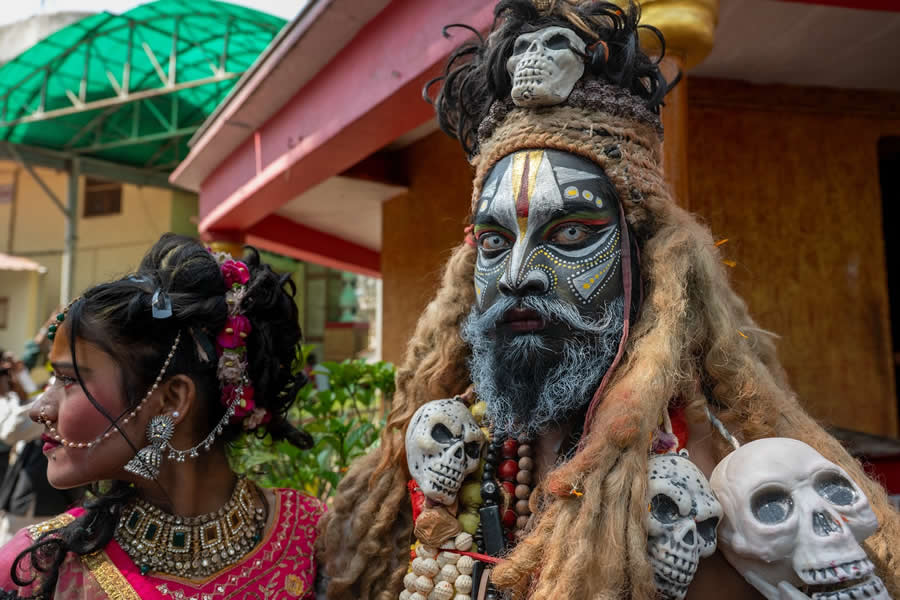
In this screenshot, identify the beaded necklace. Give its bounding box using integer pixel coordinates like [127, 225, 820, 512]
[475, 435, 535, 550]
[114, 477, 267, 579]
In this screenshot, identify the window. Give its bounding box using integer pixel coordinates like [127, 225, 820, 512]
[83, 177, 122, 217]
[0, 297, 7, 330]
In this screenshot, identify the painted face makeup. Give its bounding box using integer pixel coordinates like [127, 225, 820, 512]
[473, 149, 624, 322]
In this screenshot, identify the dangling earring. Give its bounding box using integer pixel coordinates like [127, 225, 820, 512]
[124, 414, 175, 480]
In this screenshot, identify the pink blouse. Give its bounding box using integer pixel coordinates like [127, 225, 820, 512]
[0, 488, 322, 600]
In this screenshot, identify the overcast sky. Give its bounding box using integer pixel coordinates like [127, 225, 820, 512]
[0, 0, 302, 25]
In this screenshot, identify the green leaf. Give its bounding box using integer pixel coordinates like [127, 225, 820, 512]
[230, 357, 395, 497]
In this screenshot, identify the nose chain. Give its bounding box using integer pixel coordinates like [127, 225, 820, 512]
[37, 332, 181, 449]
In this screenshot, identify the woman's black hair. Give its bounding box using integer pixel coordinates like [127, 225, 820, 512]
[424, 0, 675, 156]
[9, 234, 311, 597]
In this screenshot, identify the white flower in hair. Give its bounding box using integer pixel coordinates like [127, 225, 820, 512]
[217, 350, 246, 383]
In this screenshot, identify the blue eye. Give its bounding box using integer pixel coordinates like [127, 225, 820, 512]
[478, 233, 511, 252]
[549, 223, 590, 244]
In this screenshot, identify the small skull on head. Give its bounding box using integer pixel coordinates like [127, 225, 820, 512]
[506, 26, 586, 108]
[710, 438, 888, 600]
[406, 399, 485, 505]
[646, 451, 723, 600]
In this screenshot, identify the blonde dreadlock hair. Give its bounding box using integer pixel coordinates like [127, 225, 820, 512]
[318, 2, 900, 599]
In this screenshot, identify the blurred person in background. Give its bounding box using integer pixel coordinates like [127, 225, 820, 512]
[0, 350, 48, 545]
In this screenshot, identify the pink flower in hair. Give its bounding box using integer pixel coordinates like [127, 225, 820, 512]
[223, 385, 256, 420]
[217, 315, 251, 349]
[222, 259, 250, 287]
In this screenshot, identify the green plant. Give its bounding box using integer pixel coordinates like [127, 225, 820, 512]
[230, 346, 395, 499]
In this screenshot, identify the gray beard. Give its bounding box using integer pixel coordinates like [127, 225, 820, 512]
[461, 295, 626, 439]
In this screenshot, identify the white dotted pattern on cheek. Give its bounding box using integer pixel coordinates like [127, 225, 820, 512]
[512, 227, 620, 305]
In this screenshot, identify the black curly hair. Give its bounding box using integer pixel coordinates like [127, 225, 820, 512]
[424, 0, 675, 156]
[8, 233, 311, 597]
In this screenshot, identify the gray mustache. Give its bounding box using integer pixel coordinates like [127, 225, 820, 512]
[472, 295, 620, 335]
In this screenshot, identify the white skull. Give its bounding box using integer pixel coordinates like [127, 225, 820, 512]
[710, 438, 888, 600]
[646, 451, 723, 600]
[406, 399, 485, 505]
[506, 26, 586, 108]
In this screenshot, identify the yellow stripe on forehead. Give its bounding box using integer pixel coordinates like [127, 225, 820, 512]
[511, 150, 545, 237]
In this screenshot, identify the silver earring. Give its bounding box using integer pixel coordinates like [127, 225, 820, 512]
[123, 414, 175, 480]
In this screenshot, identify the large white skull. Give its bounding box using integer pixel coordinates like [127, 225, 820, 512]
[406, 399, 485, 505]
[506, 26, 586, 107]
[646, 451, 723, 600]
[710, 438, 888, 600]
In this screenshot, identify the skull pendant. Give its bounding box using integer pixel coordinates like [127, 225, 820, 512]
[646, 450, 723, 600]
[506, 26, 586, 108]
[710, 438, 889, 600]
[406, 399, 485, 505]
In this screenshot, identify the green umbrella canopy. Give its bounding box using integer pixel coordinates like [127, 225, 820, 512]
[0, 0, 285, 171]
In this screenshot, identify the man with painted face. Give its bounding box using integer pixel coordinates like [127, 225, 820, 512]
[464, 149, 631, 441]
[319, 2, 900, 600]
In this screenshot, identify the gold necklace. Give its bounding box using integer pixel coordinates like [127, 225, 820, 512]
[115, 477, 267, 579]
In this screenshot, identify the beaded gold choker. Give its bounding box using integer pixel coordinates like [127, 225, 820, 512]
[114, 477, 267, 579]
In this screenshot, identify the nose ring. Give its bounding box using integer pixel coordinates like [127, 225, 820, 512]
[37, 406, 50, 425]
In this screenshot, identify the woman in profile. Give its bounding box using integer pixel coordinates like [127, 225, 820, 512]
[0, 234, 321, 599]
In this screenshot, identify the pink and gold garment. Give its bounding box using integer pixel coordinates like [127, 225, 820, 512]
[0, 488, 321, 600]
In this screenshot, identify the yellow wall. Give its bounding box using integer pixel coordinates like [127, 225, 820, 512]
[0, 269, 42, 354]
[0, 160, 196, 346]
[0, 167, 17, 252]
[380, 80, 900, 437]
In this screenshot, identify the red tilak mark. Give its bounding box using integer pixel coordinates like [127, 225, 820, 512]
[516, 155, 531, 218]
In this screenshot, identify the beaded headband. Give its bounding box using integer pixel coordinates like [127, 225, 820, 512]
[42, 332, 181, 450]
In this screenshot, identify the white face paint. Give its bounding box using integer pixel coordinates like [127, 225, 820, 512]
[646, 451, 723, 600]
[472, 149, 622, 314]
[506, 26, 586, 107]
[710, 438, 888, 600]
[406, 399, 485, 505]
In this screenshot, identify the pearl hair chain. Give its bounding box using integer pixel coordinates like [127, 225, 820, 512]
[41, 331, 182, 449]
[164, 379, 244, 462]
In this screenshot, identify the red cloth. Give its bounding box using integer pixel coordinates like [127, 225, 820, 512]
[408, 480, 425, 523]
[669, 401, 689, 450]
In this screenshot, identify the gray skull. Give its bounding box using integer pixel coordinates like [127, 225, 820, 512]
[646, 451, 723, 600]
[406, 399, 485, 505]
[506, 26, 586, 107]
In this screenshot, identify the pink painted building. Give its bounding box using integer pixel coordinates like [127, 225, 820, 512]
[170, 0, 900, 451]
